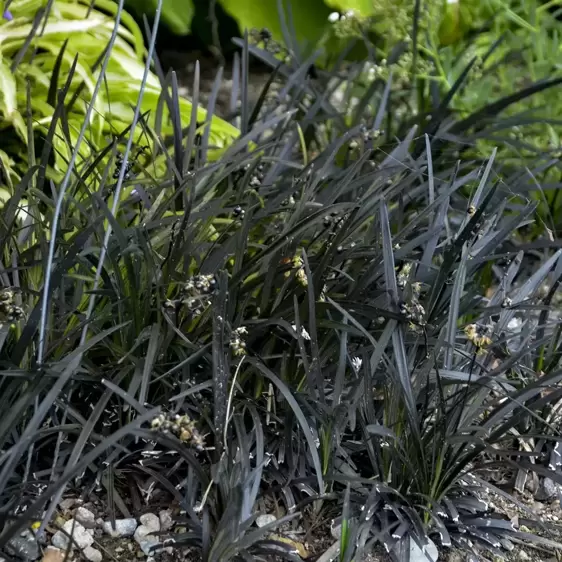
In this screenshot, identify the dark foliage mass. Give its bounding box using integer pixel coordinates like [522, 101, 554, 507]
[1, 3, 562, 562]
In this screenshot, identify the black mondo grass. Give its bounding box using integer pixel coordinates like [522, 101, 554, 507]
[1, 11, 562, 562]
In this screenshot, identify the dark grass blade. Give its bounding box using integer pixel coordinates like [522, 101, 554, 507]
[170, 70, 185, 205]
[9, 2, 50, 72]
[379, 201, 418, 427]
[183, 61, 200, 174]
[47, 39, 68, 108]
[212, 271, 229, 454]
[427, 182, 498, 319]
[37, 54, 79, 197]
[0, 323, 128, 499]
[248, 62, 283, 130]
[10, 219, 102, 365]
[37, 0, 129, 363]
[245, 357, 324, 493]
[451, 76, 562, 136]
[201, 66, 224, 163]
[240, 30, 250, 136]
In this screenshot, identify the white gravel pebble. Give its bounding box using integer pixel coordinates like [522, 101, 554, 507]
[102, 518, 138, 537]
[59, 498, 76, 511]
[139, 513, 160, 533]
[52, 519, 94, 550]
[83, 546, 103, 562]
[159, 509, 173, 531]
[138, 535, 160, 556]
[74, 507, 96, 528]
[134, 525, 150, 542]
[256, 514, 276, 528]
[135, 513, 161, 546]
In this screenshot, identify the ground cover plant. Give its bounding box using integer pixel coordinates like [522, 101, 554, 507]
[1, 1, 562, 562]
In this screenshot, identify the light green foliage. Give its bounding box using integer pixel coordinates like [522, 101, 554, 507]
[0, 0, 239, 200]
[219, 0, 332, 49]
[438, 0, 497, 45]
[323, 1, 562, 221]
[125, 0, 194, 35]
[436, 1, 562, 218]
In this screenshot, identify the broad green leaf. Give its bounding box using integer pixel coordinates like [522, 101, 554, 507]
[125, 0, 195, 35]
[0, 59, 16, 117]
[219, 0, 331, 50]
[0, 0, 240, 181]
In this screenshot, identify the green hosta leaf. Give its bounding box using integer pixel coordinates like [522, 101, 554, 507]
[0, 13, 106, 42]
[0, 0, 240, 180]
[0, 149, 18, 190]
[0, 59, 17, 117]
[84, 0, 145, 57]
[125, 0, 195, 35]
[219, 0, 331, 49]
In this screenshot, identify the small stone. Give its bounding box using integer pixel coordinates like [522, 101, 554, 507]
[7, 529, 40, 561]
[134, 514, 161, 545]
[517, 551, 531, 561]
[74, 507, 95, 529]
[138, 536, 160, 556]
[256, 514, 276, 528]
[59, 499, 76, 511]
[159, 510, 173, 532]
[139, 513, 160, 533]
[102, 518, 137, 537]
[536, 477, 558, 501]
[83, 546, 102, 562]
[52, 519, 93, 550]
[134, 525, 150, 543]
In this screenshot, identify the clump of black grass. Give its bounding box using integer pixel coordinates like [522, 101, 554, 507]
[2, 4, 562, 562]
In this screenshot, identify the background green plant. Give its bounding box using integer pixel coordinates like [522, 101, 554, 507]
[0, 0, 239, 210]
[127, 0, 562, 229]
